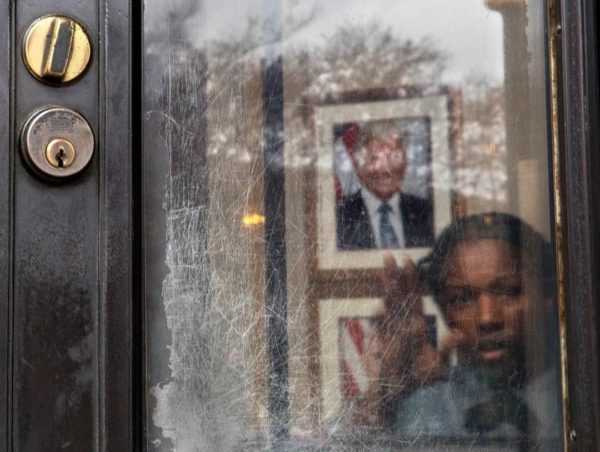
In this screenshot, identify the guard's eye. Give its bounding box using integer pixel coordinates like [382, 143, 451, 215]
[444, 281, 524, 306]
[491, 284, 523, 301]
[445, 291, 475, 307]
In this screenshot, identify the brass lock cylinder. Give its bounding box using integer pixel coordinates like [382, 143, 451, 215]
[46, 138, 77, 168]
[22, 15, 92, 85]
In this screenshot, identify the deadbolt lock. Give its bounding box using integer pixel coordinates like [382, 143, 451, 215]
[21, 107, 94, 180]
[22, 15, 92, 85]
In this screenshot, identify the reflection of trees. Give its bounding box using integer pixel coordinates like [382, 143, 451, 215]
[203, 22, 450, 167]
[202, 20, 507, 205]
[297, 23, 447, 94]
[459, 78, 507, 205]
[204, 18, 264, 162]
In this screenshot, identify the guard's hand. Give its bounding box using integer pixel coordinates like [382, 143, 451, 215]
[378, 253, 439, 396]
[353, 253, 465, 426]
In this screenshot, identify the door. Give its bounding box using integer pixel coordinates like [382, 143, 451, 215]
[1, 0, 599, 451]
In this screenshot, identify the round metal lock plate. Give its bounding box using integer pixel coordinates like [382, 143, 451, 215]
[21, 107, 94, 179]
[22, 15, 92, 85]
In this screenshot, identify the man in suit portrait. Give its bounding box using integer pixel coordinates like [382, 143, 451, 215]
[336, 120, 434, 250]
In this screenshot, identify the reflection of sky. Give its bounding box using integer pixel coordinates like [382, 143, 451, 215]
[194, 0, 504, 84]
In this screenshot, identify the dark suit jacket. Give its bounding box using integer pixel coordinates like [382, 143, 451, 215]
[336, 190, 434, 250]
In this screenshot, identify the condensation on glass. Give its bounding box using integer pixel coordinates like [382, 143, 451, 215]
[143, 1, 562, 450]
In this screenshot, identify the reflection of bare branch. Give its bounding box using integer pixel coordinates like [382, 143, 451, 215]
[145, 0, 203, 43]
[312, 23, 446, 90]
[283, 1, 317, 40]
[210, 17, 264, 61]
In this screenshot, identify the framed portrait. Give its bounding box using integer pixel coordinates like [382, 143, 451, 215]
[318, 297, 449, 421]
[313, 91, 456, 270]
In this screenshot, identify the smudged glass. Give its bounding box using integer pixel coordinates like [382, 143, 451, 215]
[143, 1, 563, 450]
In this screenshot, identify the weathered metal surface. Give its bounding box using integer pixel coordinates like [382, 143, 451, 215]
[4, 0, 134, 449]
[13, 0, 99, 448]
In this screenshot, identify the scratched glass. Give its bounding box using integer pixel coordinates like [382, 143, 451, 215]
[143, 1, 563, 450]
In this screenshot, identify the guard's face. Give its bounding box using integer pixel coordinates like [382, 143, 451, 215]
[441, 239, 527, 373]
[353, 136, 406, 202]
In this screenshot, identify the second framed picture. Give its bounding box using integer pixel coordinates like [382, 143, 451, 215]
[317, 297, 450, 421]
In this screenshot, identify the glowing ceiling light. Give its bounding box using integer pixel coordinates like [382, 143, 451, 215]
[243, 213, 266, 227]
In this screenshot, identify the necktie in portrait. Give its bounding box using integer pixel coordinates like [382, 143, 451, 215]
[378, 203, 399, 248]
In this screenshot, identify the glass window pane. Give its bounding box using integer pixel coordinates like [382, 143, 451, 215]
[144, 1, 563, 450]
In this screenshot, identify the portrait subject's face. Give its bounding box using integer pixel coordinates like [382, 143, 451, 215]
[353, 136, 406, 202]
[441, 239, 527, 374]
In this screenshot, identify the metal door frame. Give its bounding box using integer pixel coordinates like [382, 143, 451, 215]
[556, 0, 600, 449]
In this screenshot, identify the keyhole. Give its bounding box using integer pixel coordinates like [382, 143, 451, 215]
[56, 147, 65, 167]
[44, 138, 76, 170]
